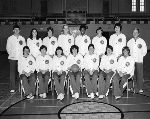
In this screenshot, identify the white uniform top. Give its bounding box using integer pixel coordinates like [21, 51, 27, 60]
[67, 53, 84, 70]
[75, 34, 91, 56]
[27, 38, 42, 58]
[92, 36, 107, 55]
[83, 53, 99, 71]
[127, 37, 147, 63]
[109, 33, 126, 57]
[36, 54, 53, 72]
[6, 35, 26, 60]
[18, 55, 36, 75]
[52, 55, 67, 72]
[58, 34, 74, 56]
[99, 54, 117, 72]
[43, 36, 58, 56]
[117, 56, 135, 75]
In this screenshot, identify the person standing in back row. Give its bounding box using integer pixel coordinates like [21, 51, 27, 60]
[109, 23, 126, 58]
[92, 27, 107, 58]
[6, 24, 26, 93]
[27, 28, 42, 59]
[75, 25, 91, 57]
[127, 28, 147, 93]
[57, 24, 74, 57]
[43, 26, 58, 58]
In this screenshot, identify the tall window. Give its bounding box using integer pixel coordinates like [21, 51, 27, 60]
[132, 0, 136, 12]
[140, 0, 145, 12]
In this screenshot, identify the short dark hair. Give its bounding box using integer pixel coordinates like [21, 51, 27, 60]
[70, 45, 79, 54]
[79, 25, 87, 31]
[134, 27, 140, 33]
[47, 27, 54, 34]
[39, 45, 47, 51]
[55, 46, 64, 56]
[114, 23, 122, 31]
[13, 24, 20, 30]
[23, 46, 30, 55]
[106, 45, 113, 51]
[122, 46, 130, 55]
[88, 44, 95, 50]
[62, 24, 69, 29]
[96, 27, 103, 33]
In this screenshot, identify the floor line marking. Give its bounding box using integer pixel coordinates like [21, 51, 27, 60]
[0, 91, 17, 108]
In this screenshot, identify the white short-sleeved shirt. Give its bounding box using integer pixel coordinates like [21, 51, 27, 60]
[75, 34, 91, 56]
[43, 36, 58, 56]
[127, 37, 147, 63]
[6, 35, 26, 60]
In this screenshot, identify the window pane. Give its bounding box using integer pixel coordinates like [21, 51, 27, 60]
[132, 0, 136, 3]
[140, 6, 144, 12]
[132, 6, 136, 12]
[132, 0, 136, 12]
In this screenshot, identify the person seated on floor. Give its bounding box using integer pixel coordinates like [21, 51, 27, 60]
[67, 45, 84, 99]
[52, 47, 67, 100]
[36, 45, 53, 98]
[83, 44, 99, 99]
[112, 46, 135, 100]
[98, 45, 117, 99]
[18, 46, 36, 99]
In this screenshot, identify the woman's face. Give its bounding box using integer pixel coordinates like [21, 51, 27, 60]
[88, 46, 94, 54]
[97, 29, 102, 35]
[24, 48, 30, 57]
[72, 48, 77, 55]
[115, 26, 121, 33]
[107, 48, 112, 55]
[41, 48, 46, 55]
[48, 30, 52, 37]
[80, 28, 86, 35]
[32, 29, 37, 37]
[57, 49, 62, 56]
[133, 29, 139, 38]
[13, 28, 20, 35]
[63, 25, 69, 34]
[123, 49, 129, 57]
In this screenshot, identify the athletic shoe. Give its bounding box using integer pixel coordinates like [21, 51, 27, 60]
[10, 90, 15, 93]
[96, 92, 99, 96]
[42, 93, 47, 98]
[99, 95, 105, 99]
[90, 93, 94, 99]
[74, 92, 79, 99]
[115, 96, 121, 100]
[139, 89, 144, 93]
[27, 94, 34, 99]
[123, 82, 127, 89]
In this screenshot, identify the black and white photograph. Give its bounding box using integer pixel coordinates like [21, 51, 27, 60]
[0, 0, 150, 119]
